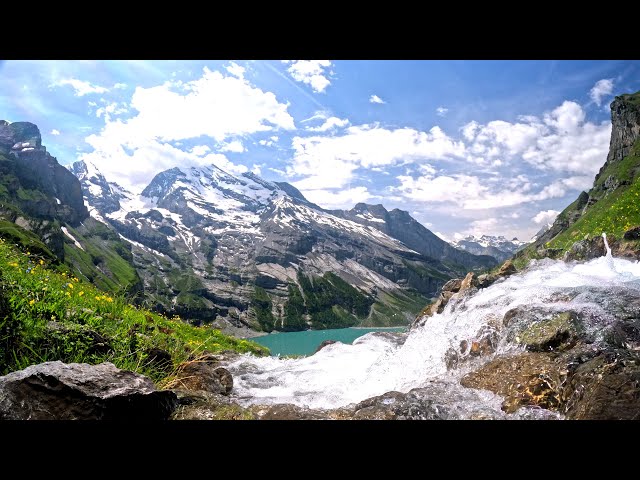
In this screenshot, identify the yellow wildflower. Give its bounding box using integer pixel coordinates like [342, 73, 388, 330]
[29, 299, 35, 305]
[67, 283, 74, 289]
[66, 292, 71, 297]
[39, 259, 44, 265]
[79, 291, 84, 296]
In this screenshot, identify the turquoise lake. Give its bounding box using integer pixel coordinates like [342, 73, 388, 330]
[251, 327, 406, 357]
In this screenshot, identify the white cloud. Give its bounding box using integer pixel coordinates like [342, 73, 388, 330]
[300, 186, 374, 210]
[284, 60, 333, 93]
[51, 78, 109, 96]
[394, 170, 577, 211]
[50, 129, 60, 136]
[469, 101, 611, 176]
[258, 135, 279, 148]
[220, 140, 245, 153]
[190, 145, 211, 156]
[80, 66, 293, 191]
[589, 78, 614, 106]
[251, 164, 263, 175]
[369, 95, 385, 104]
[113, 82, 127, 90]
[434, 231, 450, 241]
[436, 106, 449, 117]
[225, 62, 245, 78]
[307, 116, 350, 132]
[532, 209, 560, 225]
[95, 102, 128, 121]
[288, 124, 466, 191]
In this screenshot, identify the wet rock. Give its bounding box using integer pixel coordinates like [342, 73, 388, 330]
[475, 273, 498, 289]
[0, 361, 177, 420]
[171, 389, 254, 420]
[351, 382, 512, 420]
[516, 312, 579, 352]
[459, 272, 475, 291]
[497, 259, 517, 277]
[314, 340, 338, 354]
[623, 225, 640, 241]
[563, 236, 607, 262]
[250, 403, 332, 420]
[563, 349, 640, 420]
[171, 358, 234, 395]
[461, 352, 566, 413]
[441, 278, 463, 293]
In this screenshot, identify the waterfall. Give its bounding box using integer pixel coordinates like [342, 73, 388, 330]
[226, 250, 640, 417]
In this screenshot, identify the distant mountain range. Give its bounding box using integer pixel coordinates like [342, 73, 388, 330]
[0, 118, 500, 335]
[70, 158, 496, 333]
[450, 235, 528, 262]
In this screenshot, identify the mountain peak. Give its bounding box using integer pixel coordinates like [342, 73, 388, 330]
[0, 121, 43, 153]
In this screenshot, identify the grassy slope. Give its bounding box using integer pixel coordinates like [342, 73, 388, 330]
[547, 140, 640, 250]
[514, 134, 640, 269]
[0, 238, 268, 384]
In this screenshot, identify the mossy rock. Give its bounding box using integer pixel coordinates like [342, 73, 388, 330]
[517, 312, 579, 352]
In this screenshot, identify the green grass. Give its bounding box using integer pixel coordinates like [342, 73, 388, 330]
[363, 289, 428, 327]
[0, 220, 55, 260]
[0, 237, 268, 384]
[547, 141, 640, 251]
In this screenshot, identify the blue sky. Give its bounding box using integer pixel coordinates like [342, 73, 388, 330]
[1, 59, 639, 241]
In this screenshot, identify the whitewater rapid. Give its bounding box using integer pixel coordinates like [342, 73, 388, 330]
[227, 247, 640, 413]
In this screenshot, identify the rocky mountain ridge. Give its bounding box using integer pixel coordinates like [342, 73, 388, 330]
[450, 234, 527, 262]
[71, 158, 497, 333]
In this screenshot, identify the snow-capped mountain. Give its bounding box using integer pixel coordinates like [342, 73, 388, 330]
[450, 235, 528, 262]
[70, 160, 496, 333]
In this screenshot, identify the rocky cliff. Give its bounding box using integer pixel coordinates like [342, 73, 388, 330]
[0, 121, 142, 294]
[516, 90, 640, 264]
[71, 160, 495, 333]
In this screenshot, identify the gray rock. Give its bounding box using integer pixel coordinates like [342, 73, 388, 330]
[0, 361, 177, 420]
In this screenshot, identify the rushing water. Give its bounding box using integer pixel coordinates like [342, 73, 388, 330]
[227, 241, 640, 416]
[252, 327, 406, 357]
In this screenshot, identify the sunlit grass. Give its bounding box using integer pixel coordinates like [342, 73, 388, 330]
[0, 238, 268, 384]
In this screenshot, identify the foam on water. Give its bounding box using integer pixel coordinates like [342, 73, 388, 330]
[227, 248, 640, 413]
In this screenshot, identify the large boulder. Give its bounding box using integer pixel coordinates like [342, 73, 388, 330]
[0, 361, 177, 420]
[563, 349, 640, 420]
[461, 352, 566, 413]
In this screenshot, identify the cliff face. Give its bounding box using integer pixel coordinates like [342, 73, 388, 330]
[0, 121, 141, 294]
[601, 93, 640, 167]
[517, 91, 640, 264]
[0, 121, 88, 226]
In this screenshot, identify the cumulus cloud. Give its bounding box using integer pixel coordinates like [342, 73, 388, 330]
[589, 78, 614, 106]
[219, 140, 245, 153]
[436, 106, 449, 117]
[307, 116, 350, 132]
[225, 62, 245, 78]
[288, 124, 466, 194]
[51, 78, 109, 96]
[466, 101, 610, 176]
[114, 82, 127, 90]
[95, 101, 128, 121]
[394, 171, 581, 211]
[532, 209, 560, 225]
[190, 145, 211, 156]
[369, 95, 385, 104]
[283, 60, 333, 93]
[80, 66, 294, 191]
[50, 129, 60, 135]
